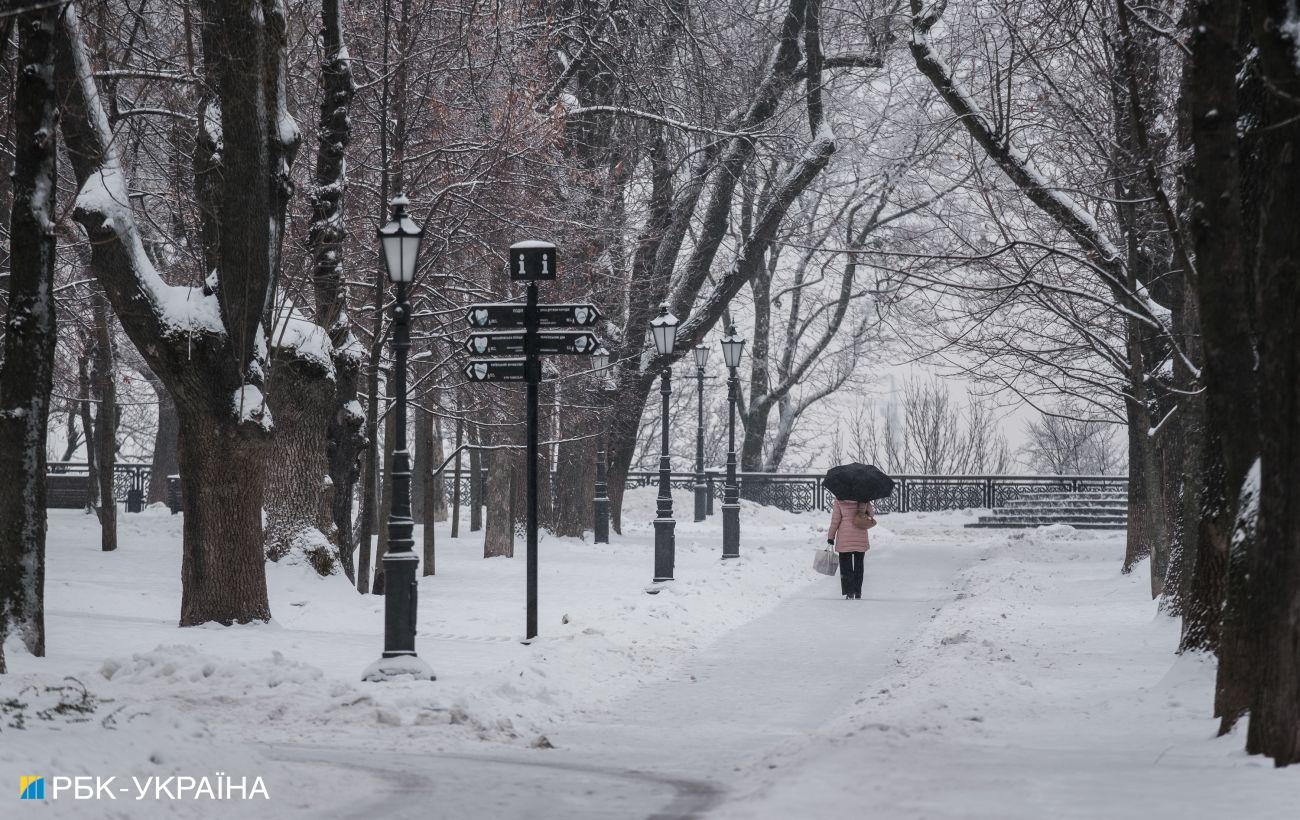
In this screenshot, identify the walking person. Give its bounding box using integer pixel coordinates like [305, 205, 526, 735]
[827, 498, 875, 599]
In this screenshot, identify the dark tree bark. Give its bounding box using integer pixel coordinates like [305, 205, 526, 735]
[57, 0, 298, 625]
[91, 289, 117, 552]
[58, 401, 82, 463]
[1240, 0, 1300, 766]
[263, 343, 337, 575]
[310, 0, 363, 583]
[77, 341, 98, 510]
[0, 5, 59, 672]
[1183, 0, 1252, 660]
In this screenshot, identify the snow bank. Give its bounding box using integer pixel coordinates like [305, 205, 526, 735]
[713, 523, 1300, 819]
[8, 490, 830, 810]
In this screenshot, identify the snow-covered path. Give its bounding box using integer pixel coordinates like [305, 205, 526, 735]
[266, 540, 973, 819]
[8, 501, 1297, 818]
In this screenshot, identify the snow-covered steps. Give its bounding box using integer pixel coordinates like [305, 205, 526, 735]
[966, 490, 1128, 530]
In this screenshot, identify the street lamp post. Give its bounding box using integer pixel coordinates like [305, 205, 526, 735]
[364, 194, 435, 682]
[592, 346, 611, 544]
[649, 304, 679, 589]
[720, 325, 745, 560]
[692, 344, 710, 523]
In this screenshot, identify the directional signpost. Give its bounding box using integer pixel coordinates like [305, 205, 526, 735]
[464, 330, 600, 357]
[462, 357, 529, 382]
[466, 303, 600, 329]
[462, 242, 601, 641]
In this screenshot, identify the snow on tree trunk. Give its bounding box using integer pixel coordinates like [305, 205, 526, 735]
[55, 1, 296, 626]
[264, 309, 338, 575]
[310, 0, 364, 583]
[0, 5, 59, 671]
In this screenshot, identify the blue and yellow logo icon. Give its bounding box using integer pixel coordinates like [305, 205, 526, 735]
[19, 776, 44, 800]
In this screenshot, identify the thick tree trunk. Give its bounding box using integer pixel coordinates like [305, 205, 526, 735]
[0, 5, 59, 671]
[144, 371, 179, 505]
[1182, 0, 1260, 728]
[311, 0, 362, 584]
[1241, 0, 1300, 764]
[176, 408, 271, 625]
[57, 1, 285, 627]
[263, 351, 337, 575]
[91, 290, 117, 552]
[739, 398, 774, 502]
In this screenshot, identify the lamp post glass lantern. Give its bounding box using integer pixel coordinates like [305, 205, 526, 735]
[650, 304, 678, 589]
[364, 194, 434, 682]
[378, 194, 422, 283]
[720, 325, 745, 559]
[693, 344, 710, 522]
[592, 346, 612, 544]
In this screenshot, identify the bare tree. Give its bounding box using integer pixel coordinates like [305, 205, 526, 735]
[0, 4, 60, 672]
[56, 0, 300, 625]
[1021, 410, 1125, 476]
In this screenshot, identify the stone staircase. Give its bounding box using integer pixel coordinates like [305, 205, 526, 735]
[965, 490, 1128, 530]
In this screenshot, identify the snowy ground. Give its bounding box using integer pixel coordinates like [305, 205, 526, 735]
[3, 493, 1297, 818]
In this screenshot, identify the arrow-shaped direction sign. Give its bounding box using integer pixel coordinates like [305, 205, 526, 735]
[465, 303, 601, 330]
[536, 331, 599, 355]
[464, 330, 601, 356]
[465, 331, 525, 356]
[463, 358, 529, 383]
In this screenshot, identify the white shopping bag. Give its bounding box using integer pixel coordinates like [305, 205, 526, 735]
[813, 548, 838, 576]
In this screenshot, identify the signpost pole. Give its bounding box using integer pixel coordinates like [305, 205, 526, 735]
[594, 397, 610, 544]
[525, 281, 540, 642]
[694, 364, 707, 522]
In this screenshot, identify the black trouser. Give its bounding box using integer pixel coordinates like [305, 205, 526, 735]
[839, 551, 864, 597]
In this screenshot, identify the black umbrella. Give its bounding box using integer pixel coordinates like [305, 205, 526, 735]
[823, 463, 895, 502]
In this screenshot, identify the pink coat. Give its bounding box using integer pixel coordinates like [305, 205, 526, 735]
[828, 500, 874, 552]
